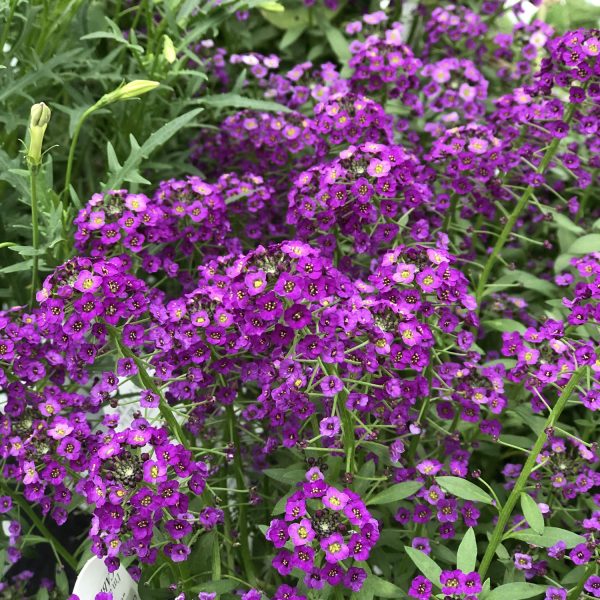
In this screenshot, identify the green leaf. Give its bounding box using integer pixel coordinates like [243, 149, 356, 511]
[456, 527, 477, 573]
[366, 481, 423, 505]
[520, 493, 544, 535]
[280, 25, 306, 49]
[260, 7, 309, 29]
[482, 319, 527, 334]
[264, 467, 305, 484]
[103, 108, 202, 190]
[271, 490, 294, 515]
[505, 527, 585, 549]
[364, 574, 406, 598]
[486, 583, 547, 600]
[0, 259, 34, 274]
[199, 93, 291, 113]
[404, 546, 442, 587]
[568, 234, 600, 255]
[191, 580, 238, 594]
[550, 211, 585, 235]
[321, 23, 350, 61]
[435, 476, 494, 505]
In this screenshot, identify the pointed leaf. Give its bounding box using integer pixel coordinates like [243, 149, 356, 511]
[505, 526, 585, 549]
[520, 493, 544, 535]
[435, 476, 494, 505]
[367, 481, 423, 505]
[404, 546, 442, 587]
[486, 583, 547, 600]
[103, 108, 202, 190]
[457, 527, 477, 573]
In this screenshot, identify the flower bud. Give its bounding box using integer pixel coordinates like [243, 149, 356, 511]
[27, 102, 51, 167]
[100, 80, 160, 106]
[259, 1, 284, 11]
[163, 36, 176, 64]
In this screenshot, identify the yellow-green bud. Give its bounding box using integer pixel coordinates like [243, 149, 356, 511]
[259, 1, 284, 11]
[27, 102, 51, 167]
[100, 80, 160, 105]
[163, 36, 176, 64]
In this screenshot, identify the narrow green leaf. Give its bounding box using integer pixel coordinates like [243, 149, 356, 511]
[263, 467, 305, 484]
[456, 527, 477, 573]
[505, 527, 585, 549]
[486, 583, 547, 600]
[322, 24, 351, 61]
[568, 234, 600, 255]
[520, 493, 544, 535]
[366, 481, 423, 505]
[0, 259, 34, 274]
[260, 7, 309, 29]
[435, 476, 494, 505]
[199, 93, 291, 113]
[365, 574, 406, 598]
[103, 108, 202, 190]
[280, 25, 306, 49]
[482, 319, 527, 334]
[404, 546, 442, 587]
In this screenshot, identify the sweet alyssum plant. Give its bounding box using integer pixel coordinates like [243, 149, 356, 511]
[0, 1, 598, 600]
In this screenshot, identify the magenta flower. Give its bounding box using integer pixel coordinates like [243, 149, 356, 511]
[321, 533, 349, 563]
[367, 158, 391, 178]
[322, 486, 349, 510]
[319, 416, 341, 437]
[74, 270, 102, 293]
[409, 575, 432, 600]
[288, 518, 315, 546]
[320, 376, 343, 397]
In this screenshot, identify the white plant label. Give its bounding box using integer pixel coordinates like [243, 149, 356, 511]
[73, 556, 140, 600]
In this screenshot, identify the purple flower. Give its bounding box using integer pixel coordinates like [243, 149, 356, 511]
[319, 417, 341, 438]
[584, 575, 600, 598]
[320, 376, 343, 397]
[367, 158, 391, 178]
[409, 575, 432, 600]
[545, 588, 567, 600]
[321, 533, 350, 563]
[322, 486, 349, 511]
[440, 570, 463, 595]
[164, 543, 190, 562]
[288, 518, 315, 546]
[570, 543, 592, 565]
[514, 552, 533, 570]
[74, 270, 102, 293]
[343, 567, 367, 592]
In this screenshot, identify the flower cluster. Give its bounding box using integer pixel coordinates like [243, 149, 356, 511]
[267, 468, 375, 592]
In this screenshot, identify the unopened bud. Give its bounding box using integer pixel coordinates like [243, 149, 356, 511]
[27, 102, 51, 167]
[100, 80, 160, 106]
[259, 1, 284, 11]
[163, 36, 176, 64]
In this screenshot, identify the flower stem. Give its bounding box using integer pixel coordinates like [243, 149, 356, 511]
[62, 106, 94, 201]
[568, 561, 596, 600]
[106, 325, 190, 449]
[477, 367, 585, 580]
[226, 404, 257, 587]
[474, 103, 576, 305]
[0, 482, 77, 571]
[29, 166, 40, 306]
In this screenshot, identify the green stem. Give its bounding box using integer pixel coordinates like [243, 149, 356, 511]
[62, 106, 95, 201]
[226, 404, 257, 587]
[474, 102, 576, 305]
[29, 166, 40, 306]
[106, 325, 189, 448]
[0, 482, 77, 570]
[478, 367, 585, 580]
[568, 561, 597, 600]
[318, 359, 355, 473]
